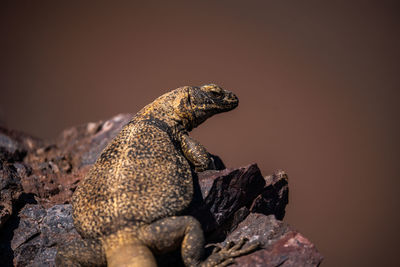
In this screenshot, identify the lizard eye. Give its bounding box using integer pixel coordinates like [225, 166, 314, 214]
[209, 90, 224, 98]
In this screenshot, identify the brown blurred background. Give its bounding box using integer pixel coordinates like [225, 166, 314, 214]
[1, 1, 399, 266]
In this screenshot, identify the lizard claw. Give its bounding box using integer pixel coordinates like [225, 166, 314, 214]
[205, 242, 222, 253]
[201, 238, 260, 267]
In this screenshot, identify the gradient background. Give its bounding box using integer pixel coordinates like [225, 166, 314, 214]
[1, 1, 399, 266]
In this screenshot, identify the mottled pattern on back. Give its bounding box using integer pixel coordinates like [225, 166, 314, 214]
[73, 120, 193, 238]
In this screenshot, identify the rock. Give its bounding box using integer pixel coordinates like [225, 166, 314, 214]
[0, 146, 37, 266]
[221, 213, 323, 266]
[0, 114, 322, 266]
[192, 165, 289, 236]
[12, 204, 80, 267]
[20, 114, 131, 208]
[199, 164, 265, 225]
[11, 205, 45, 251]
[20, 165, 90, 208]
[250, 170, 289, 220]
[54, 113, 132, 167]
[0, 148, 25, 229]
[0, 126, 41, 154]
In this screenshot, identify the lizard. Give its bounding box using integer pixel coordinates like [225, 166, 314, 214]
[56, 84, 258, 267]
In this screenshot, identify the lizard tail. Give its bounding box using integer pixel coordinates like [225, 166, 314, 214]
[102, 229, 157, 267]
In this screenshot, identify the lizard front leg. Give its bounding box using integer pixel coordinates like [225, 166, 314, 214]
[180, 133, 215, 172]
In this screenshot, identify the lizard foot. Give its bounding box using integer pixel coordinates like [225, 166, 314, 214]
[201, 238, 260, 267]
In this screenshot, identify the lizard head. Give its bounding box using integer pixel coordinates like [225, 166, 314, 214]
[173, 84, 239, 130]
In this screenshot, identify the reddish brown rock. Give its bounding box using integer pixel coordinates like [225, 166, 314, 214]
[250, 170, 289, 220]
[0, 149, 25, 229]
[192, 165, 289, 236]
[222, 213, 323, 266]
[199, 164, 265, 223]
[192, 164, 265, 233]
[54, 113, 132, 167]
[0, 126, 42, 154]
[19, 114, 131, 207]
[20, 165, 90, 208]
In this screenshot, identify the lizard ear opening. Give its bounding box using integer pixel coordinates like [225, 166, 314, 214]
[186, 90, 193, 109]
[170, 87, 197, 128]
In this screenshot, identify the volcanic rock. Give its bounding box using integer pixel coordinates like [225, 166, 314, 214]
[227, 213, 323, 267]
[0, 148, 25, 229]
[11, 204, 80, 267]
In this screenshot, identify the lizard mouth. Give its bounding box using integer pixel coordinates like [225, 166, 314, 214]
[221, 92, 239, 111]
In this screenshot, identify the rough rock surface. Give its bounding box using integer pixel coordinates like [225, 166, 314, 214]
[227, 214, 323, 267]
[0, 149, 24, 229]
[11, 204, 79, 267]
[0, 114, 323, 266]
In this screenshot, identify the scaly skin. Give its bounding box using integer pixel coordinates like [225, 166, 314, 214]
[56, 84, 258, 266]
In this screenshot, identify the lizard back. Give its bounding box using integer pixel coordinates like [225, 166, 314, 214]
[72, 119, 193, 238]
